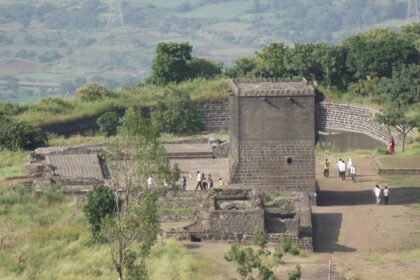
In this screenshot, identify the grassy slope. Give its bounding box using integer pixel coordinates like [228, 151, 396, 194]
[14, 78, 229, 126]
[0, 187, 221, 280]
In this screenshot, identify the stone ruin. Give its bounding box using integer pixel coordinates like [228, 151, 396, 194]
[21, 143, 109, 192]
[165, 188, 313, 250]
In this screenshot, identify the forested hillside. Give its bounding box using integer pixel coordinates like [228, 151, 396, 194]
[0, 0, 415, 102]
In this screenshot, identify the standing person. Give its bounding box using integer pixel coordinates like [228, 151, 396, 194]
[383, 186, 390, 205]
[337, 159, 342, 177]
[180, 176, 187, 191]
[347, 159, 353, 177]
[373, 185, 381, 205]
[195, 171, 203, 191]
[219, 178, 224, 187]
[350, 164, 356, 182]
[201, 173, 207, 190]
[207, 174, 214, 189]
[324, 158, 330, 178]
[389, 137, 395, 155]
[338, 159, 346, 180]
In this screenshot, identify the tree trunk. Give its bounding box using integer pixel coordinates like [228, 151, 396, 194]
[402, 130, 406, 152]
[117, 265, 123, 280]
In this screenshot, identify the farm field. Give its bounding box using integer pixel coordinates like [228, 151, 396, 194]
[0, 0, 413, 102]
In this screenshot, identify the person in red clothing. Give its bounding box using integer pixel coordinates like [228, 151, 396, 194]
[389, 137, 395, 155]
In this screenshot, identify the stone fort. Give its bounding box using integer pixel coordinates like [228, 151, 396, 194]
[19, 78, 402, 251]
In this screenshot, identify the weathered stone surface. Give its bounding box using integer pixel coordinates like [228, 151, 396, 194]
[229, 79, 316, 192]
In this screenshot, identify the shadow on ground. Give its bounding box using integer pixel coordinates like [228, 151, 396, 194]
[316, 187, 420, 206]
[312, 213, 356, 253]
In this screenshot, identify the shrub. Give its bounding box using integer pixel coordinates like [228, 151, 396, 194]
[0, 117, 47, 150]
[252, 227, 268, 249]
[75, 82, 112, 102]
[97, 112, 120, 136]
[83, 184, 118, 240]
[35, 97, 74, 114]
[151, 89, 203, 134]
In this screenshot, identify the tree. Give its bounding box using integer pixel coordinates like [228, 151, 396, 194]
[225, 57, 257, 78]
[376, 105, 419, 152]
[83, 184, 118, 240]
[75, 82, 112, 102]
[375, 64, 420, 151]
[147, 42, 193, 85]
[0, 117, 47, 150]
[151, 88, 203, 134]
[255, 43, 289, 78]
[103, 108, 179, 280]
[225, 228, 278, 280]
[97, 112, 120, 137]
[188, 58, 222, 79]
[343, 29, 419, 81]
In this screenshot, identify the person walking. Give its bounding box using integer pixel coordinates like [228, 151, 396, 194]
[338, 159, 346, 180]
[337, 159, 342, 177]
[347, 158, 353, 177]
[207, 174, 214, 189]
[383, 186, 390, 205]
[324, 158, 330, 178]
[373, 185, 381, 205]
[350, 164, 356, 182]
[201, 173, 207, 190]
[195, 171, 203, 191]
[389, 137, 395, 155]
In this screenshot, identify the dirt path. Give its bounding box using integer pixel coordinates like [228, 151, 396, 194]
[313, 157, 420, 279]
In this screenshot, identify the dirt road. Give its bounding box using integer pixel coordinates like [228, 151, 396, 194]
[313, 157, 420, 279]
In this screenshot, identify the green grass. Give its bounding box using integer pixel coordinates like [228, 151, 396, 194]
[0, 187, 219, 280]
[380, 175, 420, 188]
[13, 78, 229, 126]
[0, 150, 27, 180]
[48, 135, 108, 147]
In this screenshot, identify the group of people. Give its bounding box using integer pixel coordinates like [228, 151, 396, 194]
[195, 171, 224, 191]
[324, 158, 357, 182]
[373, 185, 390, 205]
[147, 173, 224, 191]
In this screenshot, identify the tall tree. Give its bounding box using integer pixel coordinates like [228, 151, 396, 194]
[147, 42, 193, 85]
[104, 108, 179, 280]
[255, 43, 289, 78]
[375, 64, 420, 151]
[343, 29, 419, 81]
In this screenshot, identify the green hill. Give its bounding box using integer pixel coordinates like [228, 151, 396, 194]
[0, 0, 414, 102]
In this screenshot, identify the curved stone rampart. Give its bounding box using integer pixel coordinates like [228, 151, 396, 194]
[317, 102, 401, 146]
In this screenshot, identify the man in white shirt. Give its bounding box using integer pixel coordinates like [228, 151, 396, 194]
[373, 185, 381, 205]
[338, 159, 346, 180]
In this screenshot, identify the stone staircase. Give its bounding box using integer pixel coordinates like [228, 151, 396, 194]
[168, 151, 214, 159]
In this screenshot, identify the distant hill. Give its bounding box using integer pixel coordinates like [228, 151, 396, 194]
[0, 0, 415, 102]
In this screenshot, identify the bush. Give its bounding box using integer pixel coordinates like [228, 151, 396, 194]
[97, 112, 120, 136]
[151, 89, 203, 134]
[35, 97, 74, 114]
[83, 184, 118, 240]
[75, 82, 112, 102]
[0, 117, 47, 150]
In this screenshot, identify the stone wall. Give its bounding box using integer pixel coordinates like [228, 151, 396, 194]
[39, 101, 229, 136]
[209, 210, 265, 237]
[196, 101, 229, 131]
[317, 102, 400, 145]
[372, 158, 420, 175]
[230, 95, 316, 192]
